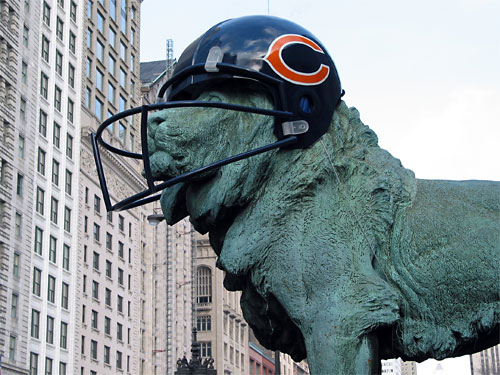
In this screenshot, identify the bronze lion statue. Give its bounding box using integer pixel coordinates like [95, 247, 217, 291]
[148, 84, 499, 374]
[93, 15, 499, 375]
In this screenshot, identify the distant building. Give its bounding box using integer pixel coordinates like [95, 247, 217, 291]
[196, 232, 249, 375]
[470, 344, 500, 375]
[401, 360, 418, 375]
[382, 358, 402, 375]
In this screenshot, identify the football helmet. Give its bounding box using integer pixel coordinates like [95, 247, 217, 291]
[91, 15, 343, 211]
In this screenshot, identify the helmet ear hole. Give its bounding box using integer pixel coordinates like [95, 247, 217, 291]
[299, 95, 313, 114]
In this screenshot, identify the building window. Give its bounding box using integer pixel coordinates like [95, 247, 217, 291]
[39, 110, 47, 136]
[116, 350, 122, 369]
[106, 260, 112, 278]
[97, 40, 104, 61]
[197, 315, 212, 331]
[105, 317, 111, 335]
[56, 17, 63, 40]
[31, 309, 40, 338]
[120, 68, 126, 88]
[118, 241, 124, 258]
[32, 267, 41, 296]
[43, 2, 51, 25]
[45, 357, 53, 375]
[92, 281, 99, 299]
[47, 275, 56, 303]
[93, 251, 100, 270]
[37, 148, 46, 175]
[8, 335, 16, 360]
[55, 50, 63, 75]
[54, 86, 62, 111]
[41, 35, 50, 62]
[96, 68, 103, 91]
[20, 98, 26, 121]
[110, 0, 116, 20]
[109, 55, 116, 76]
[23, 25, 29, 47]
[13, 253, 20, 277]
[21, 61, 28, 84]
[197, 267, 212, 303]
[40, 72, 48, 98]
[62, 244, 70, 271]
[60, 321, 68, 349]
[87, 0, 92, 18]
[69, 31, 76, 53]
[109, 26, 116, 48]
[50, 197, 58, 224]
[104, 345, 110, 364]
[14, 212, 22, 238]
[95, 97, 103, 120]
[18, 135, 25, 158]
[120, 0, 126, 33]
[91, 310, 98, 329]
[11, 293, 18, 318]
[118, 268, 123, 286]
[64, 206, 71, 232]
[59, 361, 67, 375]
[117, 322, 122, 340]
[16, 173, 23, 196]
[200, 342, 212, 358]
[65, 170, 72, 195]
[49, 235, 57, 263]
[93, 223, 100, 242]
[86, 57, 91, 78]
[91, 340, 98, 360]
[53, 122, 61, 147]
[120, 41, 126, 61]
[94, 195, 101, 213]
[105, 232, 112, 250]
[36, 187, 45, 215]
[118, 215, 124, 231]
[70, 1, 76, 21]
[0, 159, 6, 185]
[105, 288, 111, 306]
[68, 64, 75, 88]
[52, 159, 59, 185]
[68, 98, 74, 122]
[97, 11, 104, 33]
[61, 282, 69, 309]
[117, 295, 123, 313]
[108, 82, 115, 104]
[46, 315, 54, 344]
[30, 352, 39, 375]
[66, 134, 73, 159]
[34, 226, 43, 254]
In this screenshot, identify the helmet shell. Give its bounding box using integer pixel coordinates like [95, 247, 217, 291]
[166, 15, 342, 148]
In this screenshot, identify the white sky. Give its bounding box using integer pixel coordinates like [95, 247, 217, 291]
[140, 1, 499, 373]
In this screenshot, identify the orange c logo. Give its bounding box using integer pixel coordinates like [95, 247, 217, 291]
[264, 34, 330, 86]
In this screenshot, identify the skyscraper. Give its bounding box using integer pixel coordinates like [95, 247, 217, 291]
[0, 0, 41, 373]
[75, 0, 145, 374]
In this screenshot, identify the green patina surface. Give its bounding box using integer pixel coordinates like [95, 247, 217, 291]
[148, 85, 500, 374]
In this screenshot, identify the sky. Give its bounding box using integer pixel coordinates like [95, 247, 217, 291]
[139, 1, 500, 374]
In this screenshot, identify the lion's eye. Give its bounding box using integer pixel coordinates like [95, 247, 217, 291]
[198, 92, 223, 103]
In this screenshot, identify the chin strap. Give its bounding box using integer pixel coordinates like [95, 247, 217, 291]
[319, 137, 391, 283]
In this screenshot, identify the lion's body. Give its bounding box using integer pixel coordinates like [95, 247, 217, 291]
[150, 89, 500, 374]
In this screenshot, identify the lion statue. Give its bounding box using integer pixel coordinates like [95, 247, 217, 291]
[147, 82, 499, 374]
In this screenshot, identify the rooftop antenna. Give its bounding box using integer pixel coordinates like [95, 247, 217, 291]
[166, 38, 174, 74]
